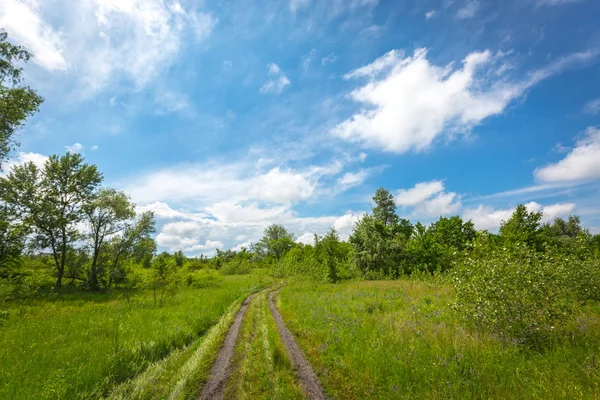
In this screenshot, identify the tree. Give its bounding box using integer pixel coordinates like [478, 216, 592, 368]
[372, 188, 399, 228]
[0, 30, 43, 167]
[85, 189, 135, 291]
[174, 249, 185, 267]
[0, 205, 27, 275]
[107, 211, 156, 286]
[254, 224, 296, 260]
[499, 204, 543, 250]
[429, 216, 476, 252]
[0, 153, 102, 287]
[150, 252, 179, 306]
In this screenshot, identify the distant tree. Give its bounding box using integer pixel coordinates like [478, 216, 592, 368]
[0, 153, 102, 287]
[150, 252, 179, 306]
[315, 228, 345, 283]
[372, 188, 399, 228]
[429, 216, 476, 252]
[499, 204, 543, 250]
[85, 189, 135, 291]
[174, 249, 185, 267]
[254, 224, 296, 260]
[0, 30, 43, 167]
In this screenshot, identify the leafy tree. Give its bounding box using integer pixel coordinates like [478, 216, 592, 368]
[174, 249, 185, 267]
[372, 188, 399, 227]
[0, 153, 102, 287]
[107, 211, 156, 285]
[150, 252, 179, 306]
[429, 216, 476, 252]
[0, 205, 27, 275]
[0, 30, 43, 166]
[254, 224, 296, 260]
[315, 228, 346, 283]
[85, 189, 135, 291]
[499, 204, 543, 250]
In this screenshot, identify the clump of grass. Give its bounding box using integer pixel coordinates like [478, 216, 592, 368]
[279, 280, 600, 399]
[0, 274, 270, 399]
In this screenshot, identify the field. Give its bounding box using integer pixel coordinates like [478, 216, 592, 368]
[0, 272, 270, 399]
[279, 280, 600, 399]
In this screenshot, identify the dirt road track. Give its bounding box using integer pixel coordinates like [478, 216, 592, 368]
[198, 294, 255, 400]
[268, 291, 327, 400]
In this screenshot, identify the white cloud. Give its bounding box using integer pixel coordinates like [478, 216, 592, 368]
[0, 0, 216, 96]
[1, 152, 48, 175]
[0, 0, 67, 71]
[395, 180, 444, 206]
[425, 10, 437, 20]
[297, 232, 315, 245]
[584, 98, 600, 114]
[321, 53, 337, 65]
[463, 201, 576, 231]
[456, 0, 479, 19]
[260, 63, 291, 94]
[333, 48, 598, 153]
[337, 170, 369, 189]
[65, 142, 84, 153]
[395, 180, 460, 218]
[91, 145, 99, 151]
[333, 212, 362, 239]
[302, 49, 316, 72]
[534, 127, 600, 182]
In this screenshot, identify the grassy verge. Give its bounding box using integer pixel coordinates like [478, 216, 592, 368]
[225, 289, 304, 400]
[279, 280, 600, 399]
[0, 272, 271, 399]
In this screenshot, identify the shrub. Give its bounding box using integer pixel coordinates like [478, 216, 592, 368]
[453, 242, 578, 347]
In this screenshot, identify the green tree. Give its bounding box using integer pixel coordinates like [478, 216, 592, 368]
[499, 204, 543, 250]
[429, 216, 476, 252]
[0, 30, 43, 166]
[174, 249, 185, 267]
[107, 211, 156, 285]
[0, 205, 27, 274]
[85, 189, 135, 291]
[372, 187, 399, 227]
[150, 252, 179, 306]
[254, 224, 296, 260]
[0, 153, 102, 287]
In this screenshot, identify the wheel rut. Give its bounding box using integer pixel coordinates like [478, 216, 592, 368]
[197, 293, 255, 400]
[268, 290, 327, 400]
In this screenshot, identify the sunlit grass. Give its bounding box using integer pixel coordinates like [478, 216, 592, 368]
[0, 272, 270, 399]
[279, 280, 600, 399]
[225, 289, 304, 399]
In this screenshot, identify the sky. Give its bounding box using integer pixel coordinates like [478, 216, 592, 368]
[1, 0, 600, 255]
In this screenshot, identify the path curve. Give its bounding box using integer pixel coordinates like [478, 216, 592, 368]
[198, 293, 255, 400]
[268, 291, 327, 400]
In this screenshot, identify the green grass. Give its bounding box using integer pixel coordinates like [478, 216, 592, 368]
[0, 272, 271, 399]
[225, 289, 304, 400]
[279, 280, 600, 399]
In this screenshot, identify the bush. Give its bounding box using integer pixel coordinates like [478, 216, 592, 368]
[453, 242, 579, 347]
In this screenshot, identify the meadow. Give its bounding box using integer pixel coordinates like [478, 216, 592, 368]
[0, 272, 270, 399]
[279, 280, 600, 400]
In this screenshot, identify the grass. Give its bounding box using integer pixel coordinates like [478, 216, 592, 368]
[279, 279, 600, 399]
[0, 272, 271, 399]
[225, 288, 304, 400]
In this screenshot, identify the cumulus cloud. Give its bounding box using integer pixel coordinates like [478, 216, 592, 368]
[1, 152, 48, 175]
[296, 232, 315, 245]
[260, 63, 291, 94]
[584, 98, 600, 114]
[333, 48, 598, 153]
[394, 180, 460, 218]
[534, 127, 600, 182]
[463, 201, 575, 230]
[65, 142, 84, 153]
[0, 0, 216, 96]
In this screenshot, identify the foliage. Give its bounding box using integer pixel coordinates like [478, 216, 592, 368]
[0, 30, 43, 166]
[0, 153, 103, 287]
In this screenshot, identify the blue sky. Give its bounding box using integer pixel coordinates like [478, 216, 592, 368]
[1, 0, 600, 255]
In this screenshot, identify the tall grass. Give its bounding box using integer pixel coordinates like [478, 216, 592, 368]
[0, 273, 269, 399]
[279, 280, 600, 399]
